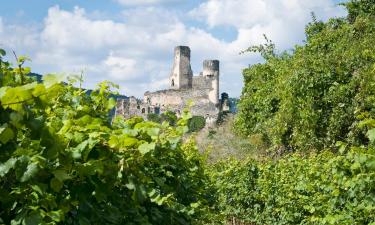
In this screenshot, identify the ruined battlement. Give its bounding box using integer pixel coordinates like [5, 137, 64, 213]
[115, 46, 229, 125]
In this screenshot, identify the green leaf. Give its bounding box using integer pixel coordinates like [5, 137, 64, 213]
[0, 123, 14, 144]
[0, 157, 17, 177]
[43, 74, 66, 88]
[17, 55, 31, 64]
[108, 135, 119, 148]
[0, 87, 9, 98]
[24, 213, 42, 225]
[107, 97, 116, 110]
[138, 142, 155, 155]
[31, 84, 46, 97]
[53, 169, 71, 182]
[20, 162, 39, 182]
[122, 137, 138, 147]
[147, 128, 160, 138]
[367, 128, 375, 144]
[125, 179, 136, 190]
[50, 178, 63, 192]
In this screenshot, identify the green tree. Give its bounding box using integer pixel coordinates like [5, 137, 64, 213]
[236, 0, 375, 152]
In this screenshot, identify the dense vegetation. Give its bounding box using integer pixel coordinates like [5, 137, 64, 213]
[188, 116, 206, 133]
[0, 51, 213, 224]
[236, 0, 375, 153]
[211, 144, 375, 224]
[1, 1, 375, 224]
[212, 1, 375, 224]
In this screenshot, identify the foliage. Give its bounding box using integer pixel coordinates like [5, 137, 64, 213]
[211, 144, 375, 225]
[147, 113, 161, 123]
[344, 0, 375, 23]
[161, 111, 178, 126]
[0, 50, 211, 225]
[215, 2, 375, 224]
[195, 116, 261, 163]
[147, 111, 177, 127]
[235, 1, 375, 152]
[188, 116, 206, 133]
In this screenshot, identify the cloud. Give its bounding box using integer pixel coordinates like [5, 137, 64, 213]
[190, 0, 346, 48]
[116, 0, 179, 6]
[0, 1, 347, 98]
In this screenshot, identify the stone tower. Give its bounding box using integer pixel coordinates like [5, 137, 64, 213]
[203, 60, 220, 105]
[169, 46, 193, 89]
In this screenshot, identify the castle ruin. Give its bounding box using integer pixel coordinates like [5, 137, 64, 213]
[115, 46, 227, 124]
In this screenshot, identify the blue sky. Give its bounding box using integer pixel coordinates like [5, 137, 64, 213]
[0, 0, 347, 97]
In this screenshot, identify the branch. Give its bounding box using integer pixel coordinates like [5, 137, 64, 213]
[2, 92, 48, 106]
[12, 50, 24, 85]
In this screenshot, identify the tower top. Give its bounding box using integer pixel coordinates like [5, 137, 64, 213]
[203, 60, 219, 71]
[174, 46, 191, 57]
[169, 46, 193, 89]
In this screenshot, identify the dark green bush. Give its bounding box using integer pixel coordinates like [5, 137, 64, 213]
[211, 145, 375, 225]
[188, 116, 206, 132]
[235, 0, 375, 152]
[160, 111, 177, 126]
[147, 113, 161, 123]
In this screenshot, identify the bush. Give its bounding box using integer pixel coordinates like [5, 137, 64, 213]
[160, 111, 177, 126]
[235, 1, 375, 152]
[0, 50, 211, 225]
[147, 113, 161, 123]
[188, 116, 206, 132]
[211, 145, 375, 224]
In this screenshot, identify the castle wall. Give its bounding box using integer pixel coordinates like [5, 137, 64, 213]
[115, 46, 222, 126]
[203, 60, 219, 105]
[144, 88, 218, 117]
[192, 75, 212, 89]
[169, 46, 193, 89]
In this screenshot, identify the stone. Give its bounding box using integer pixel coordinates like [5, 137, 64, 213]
[115, 46, 227, 125]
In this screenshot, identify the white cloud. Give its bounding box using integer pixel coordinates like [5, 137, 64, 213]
[116, 0, 178, 6]
[0, 1, 346, 97]
[190, 0, 346, 49]
[103, 54, 138, 80]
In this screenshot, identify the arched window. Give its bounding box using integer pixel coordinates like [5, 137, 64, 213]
[171, 79, 175, 87]
[142, 108, 145, 114]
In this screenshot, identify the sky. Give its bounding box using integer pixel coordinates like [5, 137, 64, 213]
[0, 0, 348, 97]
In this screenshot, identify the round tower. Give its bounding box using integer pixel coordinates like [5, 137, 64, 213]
[169, 46, 193, 89]
[203, 60, 219, 105]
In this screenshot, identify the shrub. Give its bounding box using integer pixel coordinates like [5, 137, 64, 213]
[211, 145, 375, 224]
[188, 116, 206, 132]
[147, 113, 161, 123]
[235, 0, 375, 152]
[0, 50, 211, 225]
[160, 111, 177, 126]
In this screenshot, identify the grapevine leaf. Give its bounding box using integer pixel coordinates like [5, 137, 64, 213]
[50, 178, 63, 192]
[20, 162, 39, 182]
[125, 180, 136, 190]
[0, 124, 14, 144]
[107, 97, 116, 110]
[24, 213, 42, 225]
[53, 169, 71, 182]
[147, 128, 160, 138]
[123, 137, 138, 147]
[367, 128, 375, 144]
[138, 142, 155, 155]
[43, 74, 66, 88]
[0, 157, 17, 177]
[0, 87, 9, 98]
